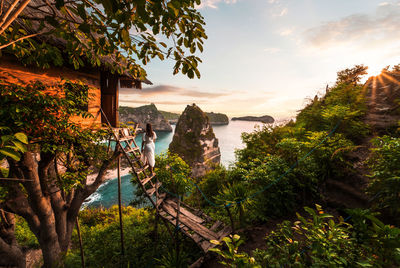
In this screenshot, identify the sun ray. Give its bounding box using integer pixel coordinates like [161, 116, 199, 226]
[376, 74, 387, 94]
[362, 77, 373, 95]
[371, 76, 377, 105]
[382, 72, 400, 87]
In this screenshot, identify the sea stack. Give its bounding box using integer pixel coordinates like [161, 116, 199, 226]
[169, 104, 221, 177]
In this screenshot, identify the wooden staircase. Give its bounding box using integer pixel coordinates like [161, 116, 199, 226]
[109, 127, 231, 252]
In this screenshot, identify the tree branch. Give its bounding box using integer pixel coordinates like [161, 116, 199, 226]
[0, 31, 45, 50]
[0, 0, 32, 35]
[0, 0, 19, 30]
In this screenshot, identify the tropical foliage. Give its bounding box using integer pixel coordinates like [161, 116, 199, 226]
[1, 0, 207, 79]
[212, 206, 400, 268]
[367, 136, 400, 221]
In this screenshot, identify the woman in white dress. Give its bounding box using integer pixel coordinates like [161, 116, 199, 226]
[141, 123, 157, 174]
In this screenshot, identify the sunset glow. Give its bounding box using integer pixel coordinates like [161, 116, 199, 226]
[119, 0, 400, 119]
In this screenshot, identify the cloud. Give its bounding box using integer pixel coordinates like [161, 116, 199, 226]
[304, 2, 400, 48]
[279, 28, 293, 36]
[264, 47, 281, 53]
[120, 84, 228, 98]
[268, 0, 288, 17]
[120, 99, 209, 106]
[196, 0, 237, 9]
[277, 7, 288, 16]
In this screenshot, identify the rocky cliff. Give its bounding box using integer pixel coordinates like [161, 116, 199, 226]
[169, 104, 221, 177]
[119, 104, 172, 132]
[231, 115, 274, 123]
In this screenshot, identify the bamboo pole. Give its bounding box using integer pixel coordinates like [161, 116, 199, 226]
[117, 156, 125, 257]
[75, 218, 85, 268]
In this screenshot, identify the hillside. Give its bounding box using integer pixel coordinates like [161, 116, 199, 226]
[119, 104, 172, 132]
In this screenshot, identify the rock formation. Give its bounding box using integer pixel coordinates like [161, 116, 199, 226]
[119, 104, 172, 132]
[231, 115, 274, 123]
[169, 104, 221, 177]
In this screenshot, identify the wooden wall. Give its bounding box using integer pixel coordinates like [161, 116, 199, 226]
[0, 56, 102, 129]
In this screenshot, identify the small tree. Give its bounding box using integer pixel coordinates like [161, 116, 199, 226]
[336, 64, 368, 85]
[0, 81, 120, 267]
[156, 152, 192, 199]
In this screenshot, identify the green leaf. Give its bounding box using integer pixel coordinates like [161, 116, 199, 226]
[11, 141, 27, 153]
[14, 133, 28, 144]
[121, 28, 130, 44]
[0, 148, 21, 161]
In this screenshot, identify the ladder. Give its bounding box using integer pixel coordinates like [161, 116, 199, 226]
[107, 125, 231, 252]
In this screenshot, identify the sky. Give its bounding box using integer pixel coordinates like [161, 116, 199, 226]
[119, 0, 400, 119]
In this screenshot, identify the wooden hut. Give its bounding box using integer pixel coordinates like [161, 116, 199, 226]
[0, 0, 152, 128]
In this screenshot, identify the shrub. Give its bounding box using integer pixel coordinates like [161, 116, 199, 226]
[367, 136, 400, 221]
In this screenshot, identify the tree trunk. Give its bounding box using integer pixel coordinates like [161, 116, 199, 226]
[1, 149, 121, 267]
[0, 210, 26, 267]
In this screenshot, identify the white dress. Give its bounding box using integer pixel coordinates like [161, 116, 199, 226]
[142, 132, 157, 167]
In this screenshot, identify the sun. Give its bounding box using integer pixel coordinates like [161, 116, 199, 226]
[368, 66, 384, 77]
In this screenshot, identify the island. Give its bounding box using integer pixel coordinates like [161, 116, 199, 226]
[231, 115, 275, 123]
[119, 104, 173, 132]
[160, 110, 229, 125]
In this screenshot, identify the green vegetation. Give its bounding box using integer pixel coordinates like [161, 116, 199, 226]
[159, 109, 229, 125]
[65, 207, 163, 267]
[367, 136, 400, 222]
[211, 206, 400, 267]
[206, 112, 229, 125]
[160, 110, 180, 121]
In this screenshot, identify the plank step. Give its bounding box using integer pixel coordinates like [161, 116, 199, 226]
[140, 173, 155, 186]
[124, 146, 140, 153]
[160, 203, 218, 241]
[146, 182, 161, 197]
[135, 165, 149, 174]
[156, 193, 167, 208]
[163, 199, 205, 224]
[119, 136, 136, 142]
[210, 220, 223, 231]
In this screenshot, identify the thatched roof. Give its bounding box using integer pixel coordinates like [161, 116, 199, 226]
[3, 0, 152, 85]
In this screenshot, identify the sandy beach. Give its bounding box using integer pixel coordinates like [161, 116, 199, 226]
[87, 167, 132, 185]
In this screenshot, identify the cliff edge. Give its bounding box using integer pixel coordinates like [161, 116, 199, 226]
[119, 104, 172, 132]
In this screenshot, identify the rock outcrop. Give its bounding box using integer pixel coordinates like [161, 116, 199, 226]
[231, 115, 274, 123]
[119, 104, 172, 132]
[169, 104, 221, 177]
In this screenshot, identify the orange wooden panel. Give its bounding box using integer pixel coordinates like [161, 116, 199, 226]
[0, 57, 102, 128]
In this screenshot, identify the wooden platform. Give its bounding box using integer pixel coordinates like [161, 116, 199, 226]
[159, 198, 231, 252]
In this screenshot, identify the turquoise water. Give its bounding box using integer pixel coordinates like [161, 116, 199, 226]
[83, 120, 265, 208]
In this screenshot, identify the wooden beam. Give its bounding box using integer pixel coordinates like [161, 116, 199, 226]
[0, 178, 34, 182]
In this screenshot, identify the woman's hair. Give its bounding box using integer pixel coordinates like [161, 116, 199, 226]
[146, 123, 154, 138]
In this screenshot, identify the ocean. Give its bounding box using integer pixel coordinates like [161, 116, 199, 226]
[83, 120, 269, 208]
